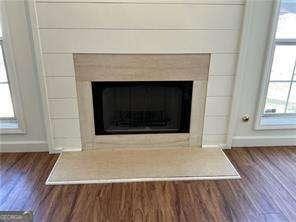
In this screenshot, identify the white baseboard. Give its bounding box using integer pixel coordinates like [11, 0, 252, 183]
[0, 140, 48, 152]
[232, 136, 296, 147]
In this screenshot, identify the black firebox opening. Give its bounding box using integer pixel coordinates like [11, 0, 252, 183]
[92, 81, 193, 135]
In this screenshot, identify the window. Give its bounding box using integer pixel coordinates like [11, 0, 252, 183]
[0, 4, 25, 133]
[0, 29, 15, 119]
[257, 0, 296, 128]
[264, 0, 296, 115]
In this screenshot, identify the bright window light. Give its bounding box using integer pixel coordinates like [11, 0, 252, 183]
[264, 0, 296, 115]
[0, 34, 15, 118]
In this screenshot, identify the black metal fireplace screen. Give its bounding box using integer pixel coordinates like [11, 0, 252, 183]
[92, 81, 193, 135]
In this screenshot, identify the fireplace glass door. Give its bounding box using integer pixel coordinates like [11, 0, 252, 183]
[92, 81, 192, 135]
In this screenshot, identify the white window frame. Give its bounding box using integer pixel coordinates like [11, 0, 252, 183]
[0, 1, 26, 134]
[255, 0, 296, 130]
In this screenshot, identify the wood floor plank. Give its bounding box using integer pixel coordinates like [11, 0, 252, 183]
[0, 148, 296, 221]
[226, 148, 294, 221]
[241, 149, 296, 220]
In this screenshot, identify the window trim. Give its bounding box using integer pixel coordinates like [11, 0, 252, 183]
[255, 0, 296, 130]
[0, 1, 26, 134]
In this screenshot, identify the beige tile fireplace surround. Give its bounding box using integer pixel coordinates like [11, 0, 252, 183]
[73, 54, 210, 150]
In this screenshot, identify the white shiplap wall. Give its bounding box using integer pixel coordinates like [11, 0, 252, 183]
[35, 0, 244, 150]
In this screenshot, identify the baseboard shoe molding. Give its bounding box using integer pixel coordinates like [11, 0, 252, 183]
[0, 140, 48, 152]
[49, 147, 81, 154]
[232, 136, 296, 147]
[202, 144, 230, 149]
[62, 148, 82, 152]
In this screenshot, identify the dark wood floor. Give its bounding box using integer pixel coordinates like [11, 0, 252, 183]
[0, 148, 296, 222]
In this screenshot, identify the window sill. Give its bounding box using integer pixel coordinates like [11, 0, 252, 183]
[257, 115, 296, 130]
[0, 119, 25, 134]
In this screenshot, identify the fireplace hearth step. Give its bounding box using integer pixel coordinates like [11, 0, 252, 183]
[46, 148, 240, 185]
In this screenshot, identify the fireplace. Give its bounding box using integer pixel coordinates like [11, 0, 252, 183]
[92, 81, 193, 135]
[74, 54, 209, 149]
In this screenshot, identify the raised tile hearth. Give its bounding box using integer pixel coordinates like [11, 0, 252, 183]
[46, 147, 240, 185]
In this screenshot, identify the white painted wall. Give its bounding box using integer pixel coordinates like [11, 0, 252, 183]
[0, 0, 48, 152]
[33, 0, 245, 151]
[231, 0, 296, 147]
